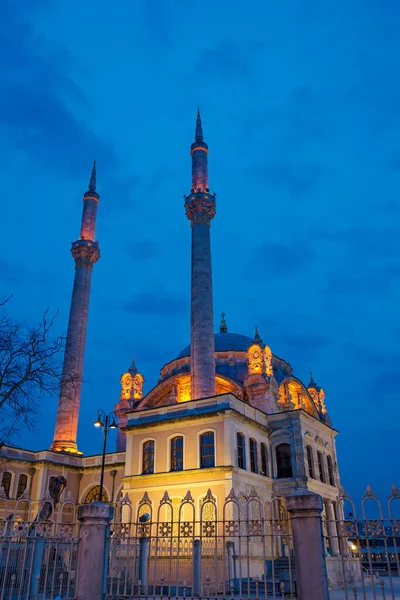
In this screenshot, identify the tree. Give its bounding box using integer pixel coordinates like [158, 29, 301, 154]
[0, 297, 65, 441]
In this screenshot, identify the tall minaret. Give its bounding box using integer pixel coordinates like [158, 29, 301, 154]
[51, 162, 100, 453]
[185, 111, 216, 400]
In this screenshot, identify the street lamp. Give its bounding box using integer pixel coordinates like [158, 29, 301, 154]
[93, 409, 118, 503]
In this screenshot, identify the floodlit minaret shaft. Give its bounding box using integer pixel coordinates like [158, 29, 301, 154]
[51, 162, 100, 453]
[185, 111, 216, 400]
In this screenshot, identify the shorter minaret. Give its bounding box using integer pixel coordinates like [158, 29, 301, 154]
[185, 111, 216, 400]
[51, 162, 100, 453]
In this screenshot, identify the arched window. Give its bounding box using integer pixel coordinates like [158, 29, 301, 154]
[249, 438, 258, 473]
[200, 432, 215, 468]
[1, 472, 12, 498]
[17, 474, 28, 498]
[142, 440, 155, 474]
[85, 485, 109, 503]
[261, 442, 269, 477]
[237, 433, 246, 469]
[306, 446, 315, 479]
[327, 455, 335, 486]
[317, 451, 325, 483]
[276, 444, 293, 479]
[171, 436, 184, 471]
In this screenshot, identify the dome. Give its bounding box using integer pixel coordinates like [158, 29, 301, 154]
[177, 332, 254, 359]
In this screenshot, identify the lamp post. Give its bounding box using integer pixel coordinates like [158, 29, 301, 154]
[94, 410, 118, 503]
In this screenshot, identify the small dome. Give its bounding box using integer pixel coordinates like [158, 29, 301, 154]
[177, 332, 254, 359]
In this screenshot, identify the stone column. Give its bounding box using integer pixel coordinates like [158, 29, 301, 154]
[286, 489, 330, 600]
[325, 500, 340, 556]
[51, 164, 100, 454]
[76, 501, 114, 600]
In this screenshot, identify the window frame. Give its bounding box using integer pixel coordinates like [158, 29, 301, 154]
[317, 450, 325, 483]
[260, 442, 269, 477]
[170, 436, 184, 472]
[327, 455, 335, 486]
[275, 443, 293, 479]
[249, 438, 258, 474]
[1, 471, 12, 498]
[306, 445, 315, 479]
[199, 431, 215, 469]
[142, 439, 155, 475]
[237, 432, 246, 469]
[16, 474, 28, 499]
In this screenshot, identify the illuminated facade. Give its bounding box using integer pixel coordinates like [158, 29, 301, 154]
[0, 114, 342, 557]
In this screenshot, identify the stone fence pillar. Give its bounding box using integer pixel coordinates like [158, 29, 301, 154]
[286, 489, 330, 600]
[76, 501, 114, 600]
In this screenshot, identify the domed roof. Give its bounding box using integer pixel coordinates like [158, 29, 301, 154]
[177, 332, 254, 359]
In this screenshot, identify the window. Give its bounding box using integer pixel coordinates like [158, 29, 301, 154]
[276, 444, 293, 479]
[306, 446, 315, 479]
[17, 474, 28, 498]
[142, 440, 155, 474]
[171, 436, 184, 471]
[85, 485, 109, 503]
[1, 472, 12, 498]
[317, 451, 325, 483]
[327, 455, 335, 486]
[237, 433, 246, 469]
[261, 442, 269, 477]
[200, 432, 215, 468]
[249, 438, 258, 473]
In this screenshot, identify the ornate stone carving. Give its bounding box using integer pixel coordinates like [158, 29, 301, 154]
[71, 239, 100, 268]
[185, 192, 216, 224]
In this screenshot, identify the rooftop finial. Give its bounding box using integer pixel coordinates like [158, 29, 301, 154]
[309, 372, 316, 387]
[89, 159, 96, 192]
[128, 356, 138, 376]
[254, 325, 263, 344]
[195, 108, 203, 142]
[220, 312, 228, 333]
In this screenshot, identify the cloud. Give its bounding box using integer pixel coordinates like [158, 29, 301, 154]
[192, 40, 266, 81]
[252, 160, 322, 196]
[120, 288, 189, 316]
[0, 1, 117, 181]
[245, 241, 316, 279]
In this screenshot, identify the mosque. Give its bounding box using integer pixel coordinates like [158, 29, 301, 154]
[0, 113, 341, 552]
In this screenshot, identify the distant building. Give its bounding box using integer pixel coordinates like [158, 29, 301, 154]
[0, 114, 342, 557]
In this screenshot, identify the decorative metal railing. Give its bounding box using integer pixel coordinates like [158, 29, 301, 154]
[324, 484, 400, 600]
[105, 487, 296, 599]
[0, 490, 79, 600]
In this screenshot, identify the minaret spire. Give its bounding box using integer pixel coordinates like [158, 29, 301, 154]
[51, 163, 100, 454]
[185, 111, 216, 400]
[88, 159, 96, 191]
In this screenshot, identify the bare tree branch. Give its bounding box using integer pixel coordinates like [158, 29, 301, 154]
[0, 298, 67, 441]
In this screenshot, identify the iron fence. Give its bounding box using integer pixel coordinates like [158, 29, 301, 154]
[105, 487, 296, 599]
[0, 491, 79, 600]
[324, 485, 400, 600]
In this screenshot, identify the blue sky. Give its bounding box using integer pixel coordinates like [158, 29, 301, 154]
[1, 0, 399, 502]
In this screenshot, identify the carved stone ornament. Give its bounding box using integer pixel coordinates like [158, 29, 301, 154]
[185, 192, 216, 224]
[71, 239, 100, 268]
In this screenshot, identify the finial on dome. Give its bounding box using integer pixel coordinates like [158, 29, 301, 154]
[253, 325, 263, 343]
[88, 159, 96, 192]
[128, 356, 138, 376]
[195, 108, 204, 142]
[220, 312, 228, 333]
[308, 372, 317, 387]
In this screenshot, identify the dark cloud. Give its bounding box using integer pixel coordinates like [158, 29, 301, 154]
[245, 241, 316, 279]
[0, 1, 117, 181]
[323, 262, 400, 297]
[121, 288, 188, 316]
[192, 40, 266, 81]
[252, 161, 322, 196]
